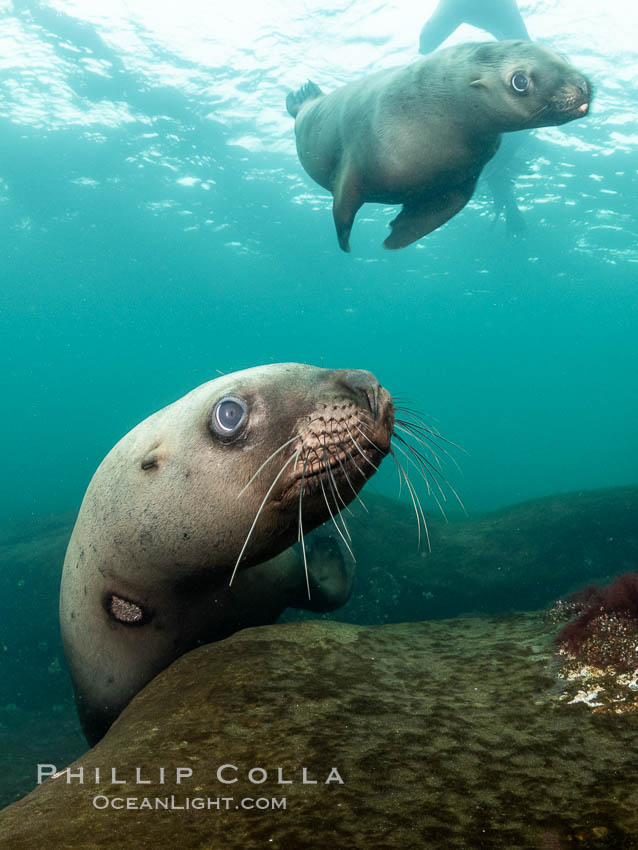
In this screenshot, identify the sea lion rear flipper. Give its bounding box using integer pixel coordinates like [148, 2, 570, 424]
[332, 164, 363, 253]
[286, 80, 324, 118]
[383, 180, 477, 250]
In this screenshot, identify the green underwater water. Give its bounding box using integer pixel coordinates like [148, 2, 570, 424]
[0, 0, 637, 821]
[0, 2, 636, 526]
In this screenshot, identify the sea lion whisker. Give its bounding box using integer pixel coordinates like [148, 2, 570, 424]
[393, 406, 443, 431]
[353, 422, 383, 454]
[298, 453, 311, 600]
[395, 416, 466, 455]
[393, 439, 434, 497]
[527, 102, 550, 124]
[389, 448, 431, 552]
[394, 430, 451, 485]
[318, 463, 356, 562]
[394, 420, 466, 474]
[238, 432, 307, 497]
[333, 447, 369, 513]
[394, 413, 445, 440]
[322, 440, 354, 534]
[322, 437, 355, 520]
[394, 423, 444, 468]
[355, 409, 374, 427]
[393, 403, 430, 417]
[398, 452, 432, 552]
[392, 440, 448, 521]
[320, 454, 354, 543]
[230, 450, 302, 585]
[353, 418, 375, 441]
[343, 446, 368, 482]
[393, 434, 446, 486]
[398, 457, 422, 549]
[344, 423, 379, 472]
[394, 434, 467, 515]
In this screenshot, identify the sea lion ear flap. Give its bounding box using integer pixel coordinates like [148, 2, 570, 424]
[470, 77, 488, 89]
[140, 443, 162, 470]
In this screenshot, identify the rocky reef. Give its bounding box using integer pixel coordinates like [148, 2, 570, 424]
[1, 615, 638, 849]
[551, 573, 638, 714]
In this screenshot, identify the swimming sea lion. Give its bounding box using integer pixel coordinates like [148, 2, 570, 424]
[286, 41, 591, 251]
[60, 363, 394, 744]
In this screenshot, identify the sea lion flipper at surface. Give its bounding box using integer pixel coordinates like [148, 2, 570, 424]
[418, 0, 530, 55]
[383, 178, 478, 251]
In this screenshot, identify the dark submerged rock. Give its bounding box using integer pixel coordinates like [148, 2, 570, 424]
[2, 616, 638, 849]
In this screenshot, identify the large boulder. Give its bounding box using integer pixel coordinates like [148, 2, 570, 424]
[1, 615, 637, 849]
[330, 484, 638, 622]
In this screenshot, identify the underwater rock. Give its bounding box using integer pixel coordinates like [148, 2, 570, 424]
[328, 485, 638, 624]
[552, 573, 638, 714]
[555, 572, 638, 668]
[2, 615, 638, 849]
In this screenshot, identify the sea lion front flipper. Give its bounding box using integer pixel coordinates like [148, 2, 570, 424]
[383, 180, 477, 250]
[288, 529, 354, 613]
[332, 163, 363, 253]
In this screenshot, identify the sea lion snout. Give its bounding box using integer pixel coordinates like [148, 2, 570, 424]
[340, 369, 381, 419]
[548, 72, 592, 123]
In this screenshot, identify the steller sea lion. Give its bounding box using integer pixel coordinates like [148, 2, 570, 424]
[286, 41, 592, 251]
[60, 363, 395, 744]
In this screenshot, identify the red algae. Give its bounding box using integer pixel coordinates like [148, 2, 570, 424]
[555, 572, 638, 672]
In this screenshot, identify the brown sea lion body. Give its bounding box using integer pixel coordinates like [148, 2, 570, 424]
[287, 41, 591, 250]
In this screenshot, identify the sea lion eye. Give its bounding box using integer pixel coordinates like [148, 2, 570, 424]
[212, 397, 247, 437]
[511, 72, 530, 93]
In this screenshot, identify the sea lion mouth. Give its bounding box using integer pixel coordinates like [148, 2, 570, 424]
[280, 401, 393, 500]
[548, 78, 592, 124]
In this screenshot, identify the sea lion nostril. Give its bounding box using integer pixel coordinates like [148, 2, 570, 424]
[341, 370, 381, 419]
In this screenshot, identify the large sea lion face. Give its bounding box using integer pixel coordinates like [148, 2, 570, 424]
[60, 363, 395, 744]
[74, 363, 394, 588]
[467, 41, 592, 131]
